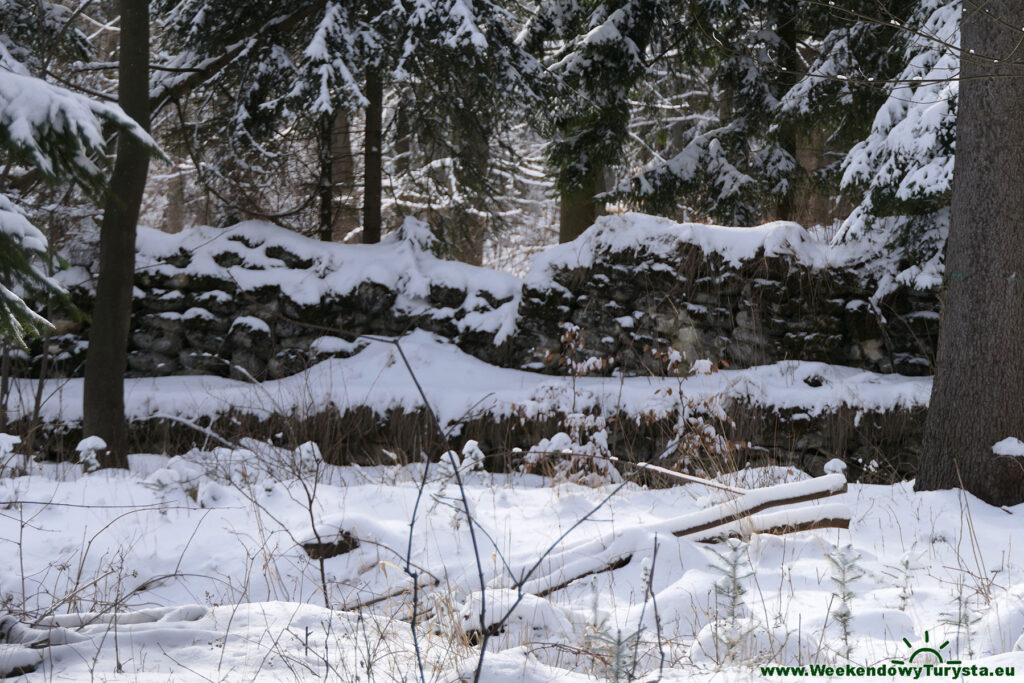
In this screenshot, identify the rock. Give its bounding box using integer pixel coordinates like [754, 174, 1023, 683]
[268, 348, 308, 379]
[179, 350, 228, 375]
[265, 245, 313, 269]
[429, 283, 467, 308]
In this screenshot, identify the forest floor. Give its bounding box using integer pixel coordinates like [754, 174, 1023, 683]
[2, 440, 1023, 680]
[1, 337, 1021, 681]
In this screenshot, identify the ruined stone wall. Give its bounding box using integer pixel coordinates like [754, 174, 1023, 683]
[513, 214, 939, 376]
[26, 214, 939, 381]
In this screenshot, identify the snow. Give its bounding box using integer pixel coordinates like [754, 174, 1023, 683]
[0, 330, 932, 427]
[525, 213, 857, 292]
[993, 437, 1024, 458]
[113, 217, 523, 343]
[2, 448, 1023, 681]
[308, 335, 363, 355]
[75, 436, 107, 453]
[229, 315, 271, 334]
[824, 458, 847, 474]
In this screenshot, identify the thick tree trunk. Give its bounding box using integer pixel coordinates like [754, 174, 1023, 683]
[362, 71, 384, 244]
[558, 165, 604, 243]
[331, 110, 359, 240]
[317, 111, 359, 242]
[448, 116, 491, 264]
[917, 0, 1024, 506]
[82, 0, 150, 468]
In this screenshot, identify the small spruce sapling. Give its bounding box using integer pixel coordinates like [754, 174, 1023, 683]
[827, 544, 864, 661]
[586, 628, 643, 683]
[882, 546, 922, 611]
[941, 579, 981, 659]
[710, 536, 754, 664]
[584, 558, 656, 680]
[434, 440, 486, 529]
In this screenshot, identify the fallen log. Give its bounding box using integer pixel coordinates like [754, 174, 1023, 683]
[518, 474, 849, 597]
[300, 474, 851, 608]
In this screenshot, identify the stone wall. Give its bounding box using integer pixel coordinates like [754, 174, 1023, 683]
[34, 219, 520, 380]
[513, 214, 939, 376]
[26, 213, 939, 381]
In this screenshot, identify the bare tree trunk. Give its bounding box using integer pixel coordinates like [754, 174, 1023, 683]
[362, 70, 384, 244]
[82, 0, 151, 468]
[449, 115, 491, 264]
[772, 3, 800, 222]
[393, 97, 412, 178]
[331, 110, 359, 240]
[0, 343, 9, 434]
[165, 163, 184, 233]
[558, 165, 604, 243]
[317, 113, 334, 241]
[917, 0, 1024, 506]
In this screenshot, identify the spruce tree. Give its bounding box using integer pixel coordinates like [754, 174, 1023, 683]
[0, 3, 150, 349]
[836, 0, 958, 297]
[522, 0, 668, 241]
[618, 0, 914, 227]
[158, 0, 538, 248]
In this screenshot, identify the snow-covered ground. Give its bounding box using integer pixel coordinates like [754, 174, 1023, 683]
[2, 438, 1022, 681]
[3, 330, 930, 429]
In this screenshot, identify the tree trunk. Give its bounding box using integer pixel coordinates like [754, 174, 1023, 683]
[916, 0, 1024, 506]
[82, 0, 150, 469]
[449, 114, 491, 264]
[317, 113, 334, 241]
[362, 70, 384, 244]
[165, 163, 184, 233]
[331, 110, 359, 240]
[558, 165, 604, 243]
[394, 97, 412, 177]
[772, 2, 800, 222]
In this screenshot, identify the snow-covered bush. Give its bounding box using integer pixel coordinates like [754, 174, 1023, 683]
[74, 436, 105, 473]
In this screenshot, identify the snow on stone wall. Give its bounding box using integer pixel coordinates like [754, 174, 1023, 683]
[30, 212, 939, 380]
[515, 213, 939, 376]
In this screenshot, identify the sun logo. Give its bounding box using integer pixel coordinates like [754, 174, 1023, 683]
[892, 630, 961, 665]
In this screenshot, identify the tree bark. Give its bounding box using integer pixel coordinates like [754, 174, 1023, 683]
[393, 97, 412, 177]
[317, 111, 359, 241]
[362, 70, 384, 244]
[917, 0, 1024, 506]
[772, 2, 800, 222]
[331, 110, 359, 240]
[165, 163, 184, 233]
[558, 165, 604, 243]
[82, 0, 151, 468]
[317, 112, 334, 241]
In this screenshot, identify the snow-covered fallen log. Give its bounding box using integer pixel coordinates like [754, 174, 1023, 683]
[298, 474, 849, 615]
[517, 474, 849, 597]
